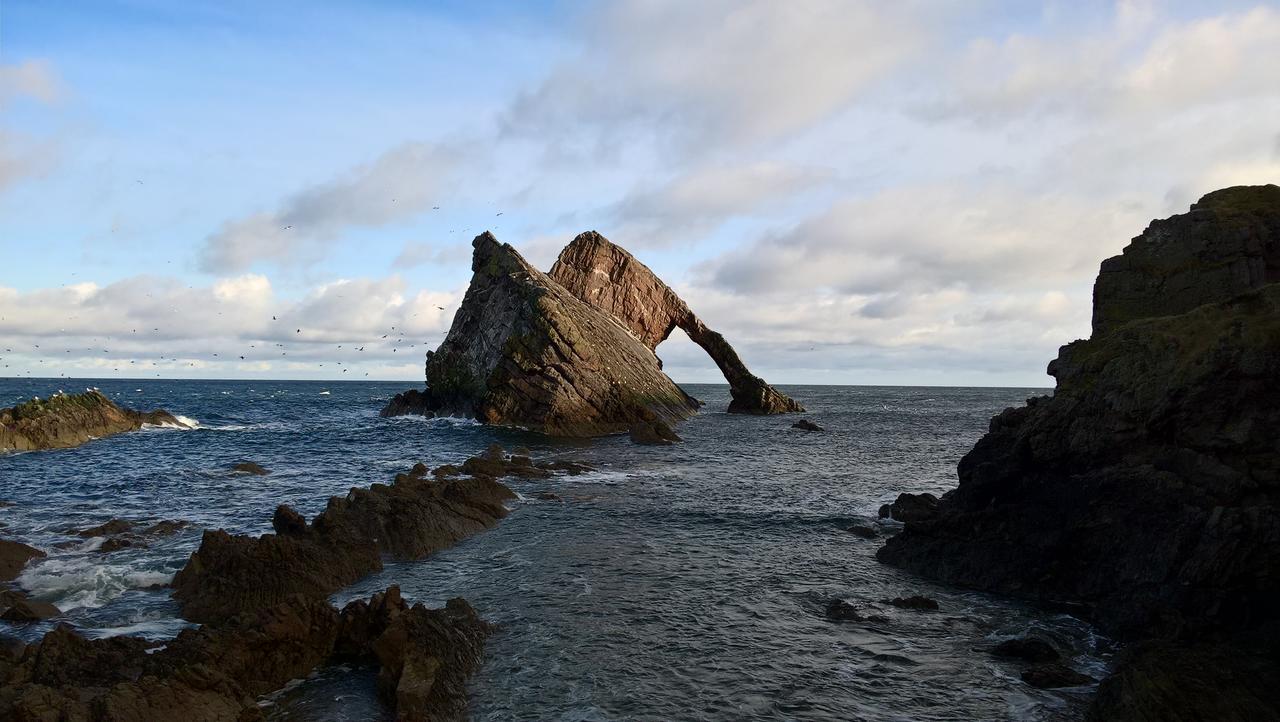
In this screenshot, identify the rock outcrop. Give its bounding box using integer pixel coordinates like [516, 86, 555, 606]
[172, 460, 515, 623]
[549, 231, 803, 414]
[382, 232, 701, 436]
[0, 586, 492, 721]
[0, 539, 44, 582]
[876, 186, 1280, 718]
[0, 390, 189, 452]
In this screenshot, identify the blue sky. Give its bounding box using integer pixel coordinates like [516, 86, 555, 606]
[2, 1, 1278, 385]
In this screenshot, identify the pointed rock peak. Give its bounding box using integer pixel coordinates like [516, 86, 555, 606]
[470, 231, 535, 276]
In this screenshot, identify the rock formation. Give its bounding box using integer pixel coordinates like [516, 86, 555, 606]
[0, 390, 189, 452]
[0, 586, 491, 721]
[876, 185, 1280, 718]
[383, 231, 802, 435]
[549, 231, 803, 414]
[0, 539, 44, 582]
[173, 460, 515, 623]
[382, 232, 701, 436]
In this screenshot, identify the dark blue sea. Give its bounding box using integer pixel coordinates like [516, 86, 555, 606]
[0, 379, 1107, 721]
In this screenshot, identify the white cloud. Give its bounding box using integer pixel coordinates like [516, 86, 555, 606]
[0, 60, 63, 107]
[198, 142, 464, 272]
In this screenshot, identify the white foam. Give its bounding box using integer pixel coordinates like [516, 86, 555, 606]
[16, 558, 174, 611]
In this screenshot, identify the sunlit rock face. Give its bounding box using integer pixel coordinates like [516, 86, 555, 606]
[384, 232, 700, 437]
[549, 231, 803, 415]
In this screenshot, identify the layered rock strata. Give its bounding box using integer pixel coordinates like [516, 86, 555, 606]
[0, 586, 491, 721]
[876, 185, 1280, 718]
[0, 390, 188, 452]
[549, 231, 803, 414]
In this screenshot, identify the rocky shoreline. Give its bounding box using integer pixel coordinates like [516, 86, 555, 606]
[878, 185, 1280, 718]
[0, 390, 189, 453]
[1, 445, 593, 720]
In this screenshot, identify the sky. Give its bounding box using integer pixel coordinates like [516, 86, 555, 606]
[2, 0, 1278, 386]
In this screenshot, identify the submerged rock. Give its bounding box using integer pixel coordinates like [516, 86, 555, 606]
[992, 637, 1060, 663]
[0, 539, 44, 582]
[1022, 663, 1095, 689]
[791, 419, 823, 432]
[629, 418, 682, 445]
[230, 461, 270, 476]
[846, 523, 879, 539]
[824, 599, 864, 622]
[0, 586, 491, 721]
[0, 389, 188, 452]
[549, 231, 803, 415]
[888, 595, 938, 611]
[383, 232, 701, 436]
[875, 186, 1280, 718]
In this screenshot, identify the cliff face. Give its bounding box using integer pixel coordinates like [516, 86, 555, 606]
[0, 390, 187, 452]
[386, 232, 699, 436]
[549, 231, 803, 414]
[876, 185, 1280, 717]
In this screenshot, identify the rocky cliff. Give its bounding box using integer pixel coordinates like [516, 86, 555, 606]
[877, 185, 1280, 718]
[383, 232, 703, 436]
[0, 390, 188, 452]
[549, 231, 803, 414]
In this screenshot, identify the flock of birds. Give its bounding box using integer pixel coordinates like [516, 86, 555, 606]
[0, 313, 451, 379]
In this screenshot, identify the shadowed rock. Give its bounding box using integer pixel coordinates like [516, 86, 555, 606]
[549, 231, 804, 414]
[0, 587, 492, 721]
[875, 186, 1280, 719]
[0, 539, 44, 582]
[230, 461, 270, 476]
[383, 232, 700, 436]
[1, 389, 189, 452]
[877, 493, 939, 523]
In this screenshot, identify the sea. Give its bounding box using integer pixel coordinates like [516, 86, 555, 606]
[0, 379, 1109, 721]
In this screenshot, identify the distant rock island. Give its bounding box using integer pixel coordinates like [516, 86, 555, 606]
[878, 185, 1280, 719]
[383, 231, 801, 435]
[0, 390, 188, 452]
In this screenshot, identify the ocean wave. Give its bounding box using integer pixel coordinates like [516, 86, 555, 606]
[142, 414, 201, 430]
[385, 414, 483, 427]
[16, 558, 174, 611]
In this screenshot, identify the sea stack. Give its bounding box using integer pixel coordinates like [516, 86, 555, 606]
[877, 185, 1280, 718]
[383, 231, 799, 435]
[549, 231, 803, 415]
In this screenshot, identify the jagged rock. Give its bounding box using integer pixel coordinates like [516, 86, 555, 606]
[172, 460, 516, 623]
[1022, 663, 1095, 689]
[230, 461, 270, 476]
[0, 589, 59, 621]
[888, 595, 938, 611]
[0, 538, 44, 582]
[824, 599, 864, 622]
[876, 493, 939, 523]
[550, 231, 803, 415]
[1092, 185, 1280, 335]
[383, 232, 701, 436]
[992, 637, 1060, 663]
[874, 187, 1280, 718]
[75, 519, 134, 538]
[792, 419, 822, 431]
[379, 388, 433, 417]
[0, 587, 492, 722]
[0, 389, 189, 452]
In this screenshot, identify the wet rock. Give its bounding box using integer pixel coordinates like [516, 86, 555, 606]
[0, 501, 14, 508]
[230, 461, 270, 476]
[824, 599, 864, 622]
[0, 589, 60, 621]
[846, 524, 879, 539]
[381, 232, 701, 436]
[1087, 639, 1280, 721]
[550, 231, 803, 415]
[76, 518, 134, 537]
[877, 493, 939, 523]
[0, 587, 492, 722]
[173, 463, 515, 624]
[992, 637, 1060, 663]
[1022, 662, 1095, 689]
[535, 492, 563, 502]
[888, 595, 939, 611]
[629, 419, 681, 445]
[379, 388, 434, 417]
[97, 537, 137, 553]
[141, 520, 189, 537]
[0, 389, 189, 452]
[0, 538, 44, 582]
[792, 419, 823, 432]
